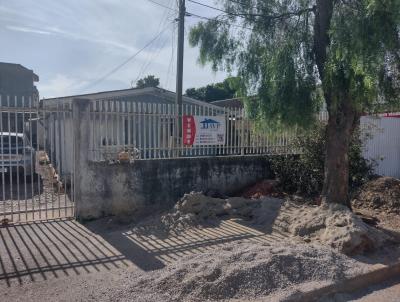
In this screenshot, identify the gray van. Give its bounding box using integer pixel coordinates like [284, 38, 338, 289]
[0, 132, 35, 177]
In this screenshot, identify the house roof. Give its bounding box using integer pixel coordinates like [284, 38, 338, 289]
[211, 98, 244, 109]
[0, 62, 39, 82]
[42, 87, 222, 109]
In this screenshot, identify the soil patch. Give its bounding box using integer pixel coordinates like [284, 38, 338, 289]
[352, 177, 400, 214]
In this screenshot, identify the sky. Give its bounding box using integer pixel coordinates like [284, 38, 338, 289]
[0, 0, 229, 98]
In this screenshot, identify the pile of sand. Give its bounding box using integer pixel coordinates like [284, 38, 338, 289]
[266, 201, 391, 255]
[105, 242, 370, 302]
[352, 177, 400, 214]
[158, 192, 261, 232]
[151, 193, 392, 255]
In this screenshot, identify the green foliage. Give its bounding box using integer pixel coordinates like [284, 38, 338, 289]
[325, 0, 400, 114]
[271, 124, 375, 196]
[185, 77, 244, 102]
[189, 0, 400, 125]
[136, 75, 160, 89]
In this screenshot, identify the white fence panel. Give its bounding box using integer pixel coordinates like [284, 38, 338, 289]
[361, 116, 400, 178]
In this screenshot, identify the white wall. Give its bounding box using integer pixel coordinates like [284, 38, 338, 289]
[361, 116, 400, 178]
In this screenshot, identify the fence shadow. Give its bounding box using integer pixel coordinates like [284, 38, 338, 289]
[87, 216, 289, 270]
[0, 208, 290, 287]
[0, 219, 129, 287]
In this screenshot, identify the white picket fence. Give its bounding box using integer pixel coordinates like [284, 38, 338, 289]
[85, 99, 327, 161]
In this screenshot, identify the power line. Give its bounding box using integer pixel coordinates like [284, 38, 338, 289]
[146, 0, 178, 12]
[189, 12, 253, 30]
[225, 0, 255, 9]
[188, 0, 234, 16]
[165, 23, 176, 89]
[84, 23, 173, 91]
[145, 0, 251, 30]
[188, 0, 314, 21]
[133, 0, 175, 86]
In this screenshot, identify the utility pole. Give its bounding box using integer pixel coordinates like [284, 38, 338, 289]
[175, 0, 185, 150]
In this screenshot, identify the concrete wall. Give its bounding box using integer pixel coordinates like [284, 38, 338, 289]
[77, 156, 272, 221]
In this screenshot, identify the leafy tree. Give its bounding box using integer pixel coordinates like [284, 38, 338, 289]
[185, 76, 243, 102]
[136, 75, 160, 89]
[189, 0, 400, 207]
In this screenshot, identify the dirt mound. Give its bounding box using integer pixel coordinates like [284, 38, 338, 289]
[111, 242, 368, 302]
[268, 202, 390, 255]
[241, 180, 279, 199]
[159, 192, 262, 232]
[136, 192, 391, 255]
[352, 177, 400, 214]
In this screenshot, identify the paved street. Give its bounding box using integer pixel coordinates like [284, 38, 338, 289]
[325, 277, 400, 302]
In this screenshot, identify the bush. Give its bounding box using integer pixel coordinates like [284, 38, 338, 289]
[271, 123, 375, 197]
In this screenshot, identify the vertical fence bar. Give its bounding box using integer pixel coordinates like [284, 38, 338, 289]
[7, 96, 14, 220]
[14, 96, 20, 221]
[0, 95, 7, 219]
[134, 102, 138, 158]
[42, 104, 48, 220]
[22, 96, 27, 221]
[0, 95, 5, 221]
[29, 97, 35, 221]
[157, 103, 161, 159]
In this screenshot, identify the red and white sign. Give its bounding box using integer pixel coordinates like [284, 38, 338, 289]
[183, 115, 226, 146]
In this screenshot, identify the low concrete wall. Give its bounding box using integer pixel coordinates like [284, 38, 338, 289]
[77, 156, 272, 221]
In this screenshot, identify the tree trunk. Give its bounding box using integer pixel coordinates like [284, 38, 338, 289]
[322, 100, 358, 207]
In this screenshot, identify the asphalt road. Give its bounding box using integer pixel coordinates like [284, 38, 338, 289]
[323, 277, 400, 302]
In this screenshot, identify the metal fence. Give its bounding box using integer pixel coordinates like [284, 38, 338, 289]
[0, 94, 75, 223]
[84, 98, 311, 161]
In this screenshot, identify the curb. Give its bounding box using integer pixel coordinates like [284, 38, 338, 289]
[286, 261, 400, 301]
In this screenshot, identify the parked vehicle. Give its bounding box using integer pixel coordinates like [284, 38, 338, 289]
[0, 132, 36, 178]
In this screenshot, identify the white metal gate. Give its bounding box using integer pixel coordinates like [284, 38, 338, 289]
[0, 95, 75, 223]
[362, 115, 400, 178]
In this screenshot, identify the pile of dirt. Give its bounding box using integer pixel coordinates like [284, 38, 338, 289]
[135, 192, 392, 255]
[265, 202, 391, 255]
[107, 242, 370, 302]
[241, 179, 280, 199]
[352, 177, 400, 214]
[159, 192, 262, 232]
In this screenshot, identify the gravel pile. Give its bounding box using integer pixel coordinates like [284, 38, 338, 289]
[103, 242, 368, 302]
[352, 177, 400, 214]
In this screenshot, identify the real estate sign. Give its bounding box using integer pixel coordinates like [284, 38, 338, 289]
[183, 115, 226, 146]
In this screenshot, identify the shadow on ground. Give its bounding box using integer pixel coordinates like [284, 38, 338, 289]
[2, 204, 398, 289]
[0, 211, 289, 287]
[0, 219, 130, 287]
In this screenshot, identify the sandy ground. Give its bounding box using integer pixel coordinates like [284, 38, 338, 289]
[1, 184, 400, 302]
[1, 212, 399, 302]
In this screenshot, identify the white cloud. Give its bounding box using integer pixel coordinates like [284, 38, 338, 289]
[1, 0, 229, 98]
[38, 74, 89, 98]
[6, 25, 52, 35]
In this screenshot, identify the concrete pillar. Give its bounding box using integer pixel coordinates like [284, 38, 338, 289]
[72, 98, 91, 220]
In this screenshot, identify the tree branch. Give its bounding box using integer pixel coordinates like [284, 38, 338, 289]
[223, 6, 316, 20]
